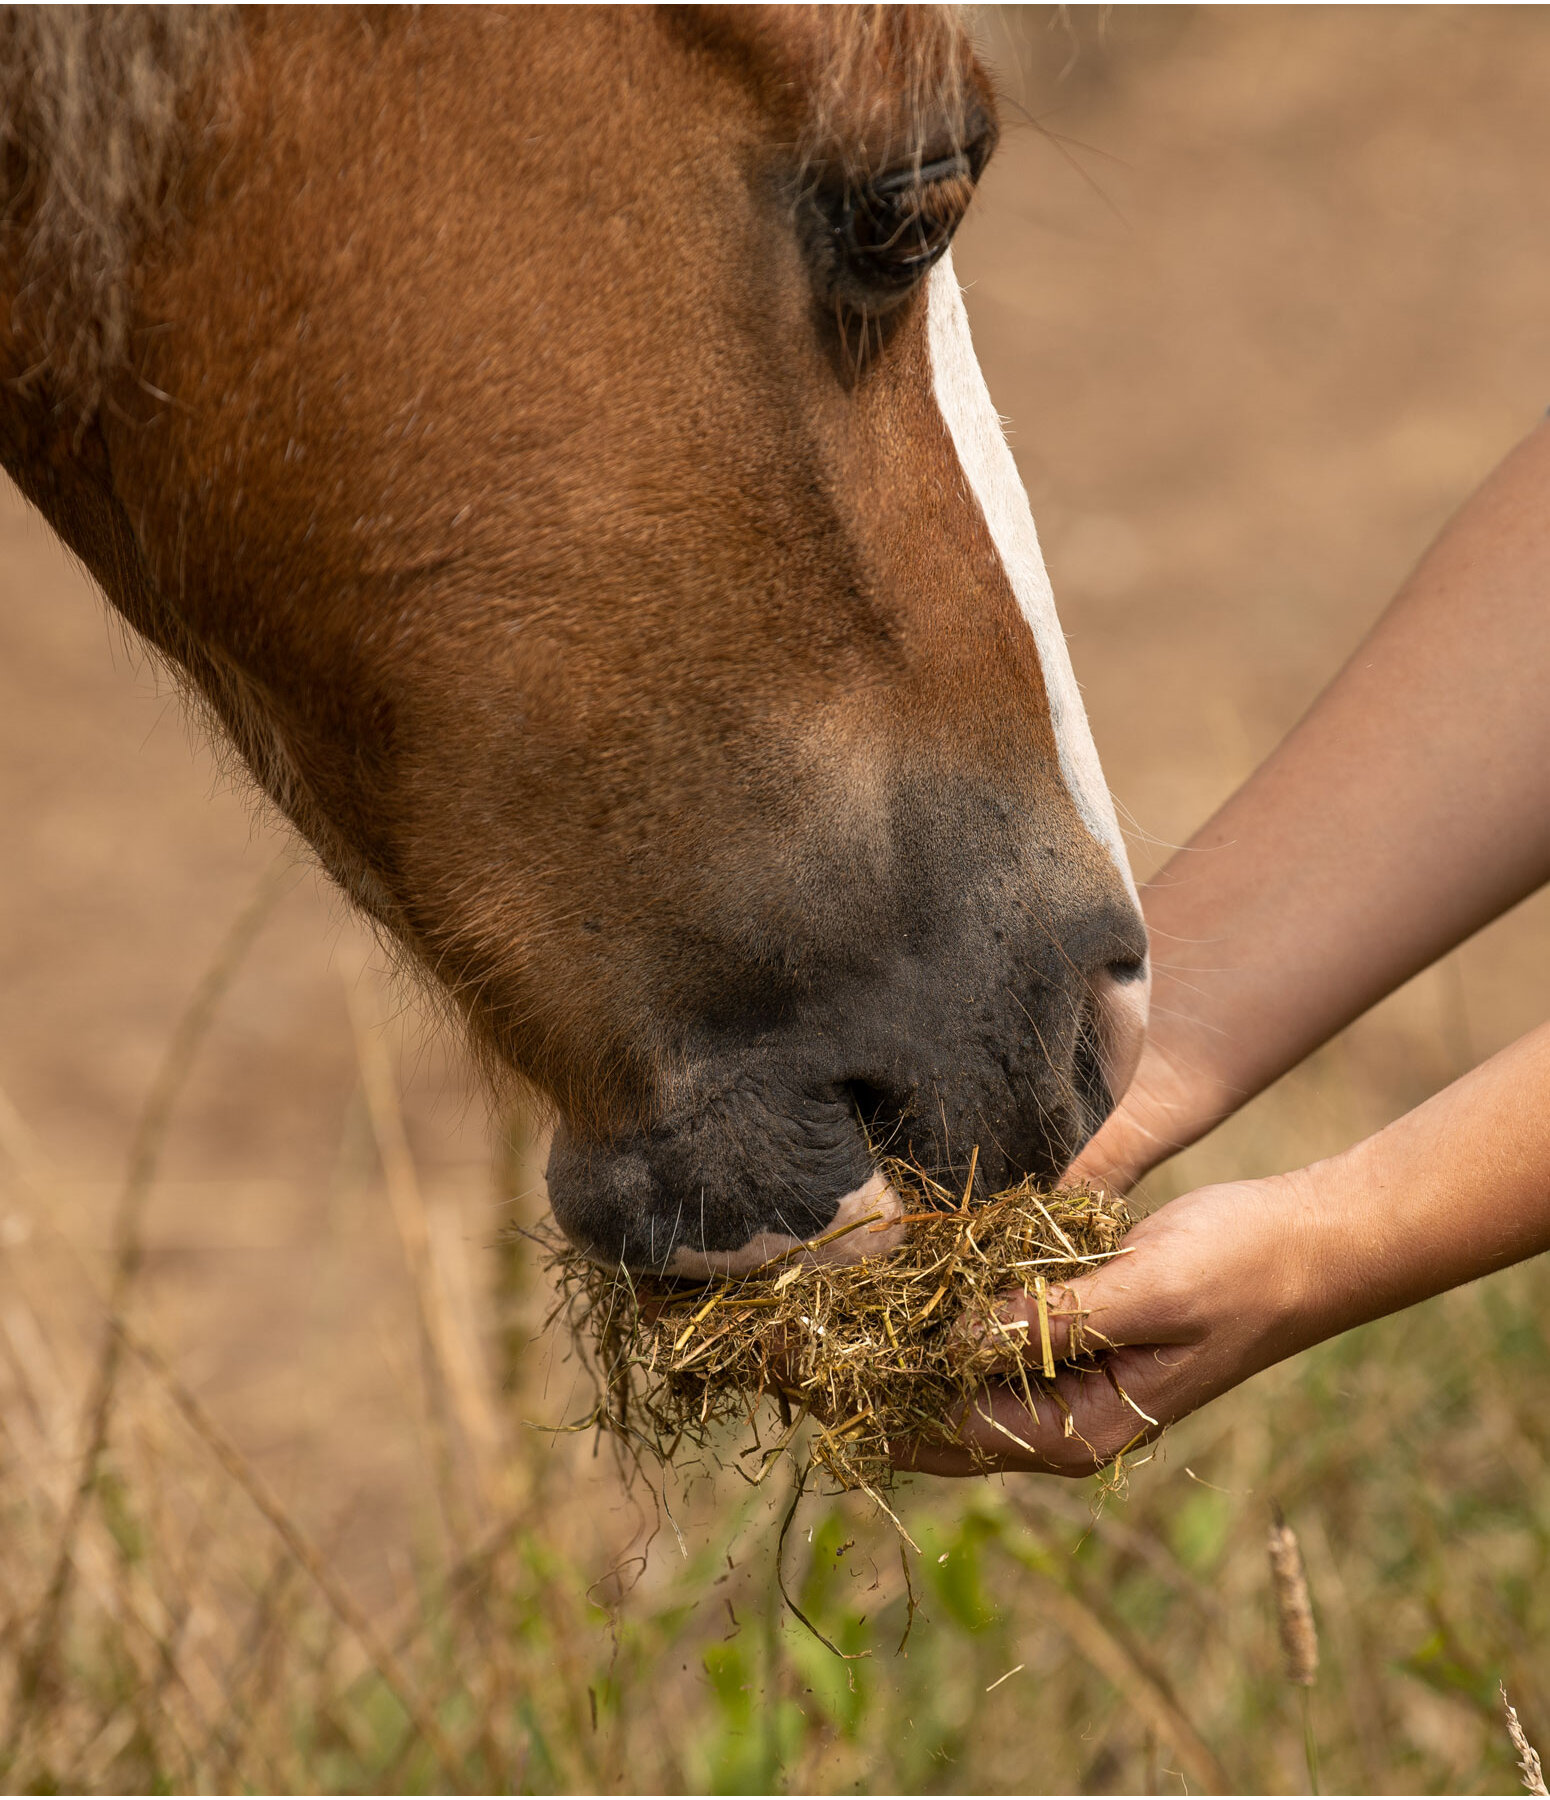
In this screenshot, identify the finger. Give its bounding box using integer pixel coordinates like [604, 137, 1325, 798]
[895, 1359, 1160, 1478]
[980, 1236, 1204, 1372]
[962, 1274, 1129, 1371]
[1060, 1143, 1132, 1193]
[948, 1280, 1094, 1372]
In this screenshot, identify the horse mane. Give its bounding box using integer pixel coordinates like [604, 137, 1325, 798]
[0, 3, 235, 403]
[0, 4, 978, 407]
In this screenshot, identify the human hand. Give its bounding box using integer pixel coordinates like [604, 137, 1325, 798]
[899, 1171, 1328, 1477]
[1062, 1032, 1234, 1196]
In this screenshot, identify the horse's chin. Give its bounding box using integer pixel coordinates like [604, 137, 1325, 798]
[664, 1170, 905, 1279]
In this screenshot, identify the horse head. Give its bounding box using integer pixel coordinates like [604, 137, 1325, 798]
[0, 6, 1148, 1273]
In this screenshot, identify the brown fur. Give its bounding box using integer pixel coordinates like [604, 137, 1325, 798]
[0, 5, 976, 397]
[0, 7, 1144, 1265]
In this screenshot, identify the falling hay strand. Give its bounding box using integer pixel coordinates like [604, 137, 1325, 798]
[542, 1162, 1130, 1499]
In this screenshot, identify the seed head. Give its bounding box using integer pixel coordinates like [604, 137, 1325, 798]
[1266, 1511, 1318, 1687]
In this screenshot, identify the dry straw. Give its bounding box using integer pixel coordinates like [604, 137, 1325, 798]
[545, 1159, 1132, 1508]
[1502, 1685, 1549, 1799]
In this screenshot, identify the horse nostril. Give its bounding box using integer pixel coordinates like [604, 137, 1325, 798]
[842, 1078, 908, 1156]
[1086, 941, 1151, 1112]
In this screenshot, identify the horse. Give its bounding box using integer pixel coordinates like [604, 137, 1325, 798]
[0, 5, 1149, 1279]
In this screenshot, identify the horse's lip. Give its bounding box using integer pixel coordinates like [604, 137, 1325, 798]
[663, 1170, 905, 1280]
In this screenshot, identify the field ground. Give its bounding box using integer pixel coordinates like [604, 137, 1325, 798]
[3, 6, 1550, 1792]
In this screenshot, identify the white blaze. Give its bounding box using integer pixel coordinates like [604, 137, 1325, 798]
[926, 253, 1138, 905]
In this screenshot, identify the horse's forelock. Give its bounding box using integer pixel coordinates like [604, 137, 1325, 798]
[797, 3, 985, 174]
[691, 4, 984, 177]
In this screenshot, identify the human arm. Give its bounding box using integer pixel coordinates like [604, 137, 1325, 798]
[906, 1014, 1550, 1474]
[1072, 418, 1550, 1193]
[906, 422, 1550, 1474]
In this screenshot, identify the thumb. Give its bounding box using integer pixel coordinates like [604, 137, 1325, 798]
[986, 1247, 1194, 1366]
[1061, 1067, 1203, 1193]
[1061, 1127, 1153, 1198]
[1060, 1130, 1137, 1195]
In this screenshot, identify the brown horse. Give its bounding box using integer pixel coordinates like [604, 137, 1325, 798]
[0, 6, 1147, 1276]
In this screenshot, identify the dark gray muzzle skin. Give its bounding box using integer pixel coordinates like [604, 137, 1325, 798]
[546, 888, 1145, 1273]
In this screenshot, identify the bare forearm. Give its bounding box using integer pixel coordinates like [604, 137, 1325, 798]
[1299, 1018, 1550, 1334]
[918, 431, 1550, 1477]
[1092, 423, 1550, 1179]
[914, 1018, 1550, 1479]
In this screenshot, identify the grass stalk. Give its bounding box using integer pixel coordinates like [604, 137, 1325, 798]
[2, 857, 289, 1762]
[1503, 1685, 1549, 1798]
[118, 1317, 471, 1791]
[348, 980, 502, 1532]
[1008, 1548, 1233, 1794]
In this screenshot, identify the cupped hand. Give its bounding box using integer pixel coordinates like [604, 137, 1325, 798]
[898, 1171, 1329, 1477]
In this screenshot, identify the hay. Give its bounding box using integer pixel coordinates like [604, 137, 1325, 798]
[544, 1161, 1131, 1506]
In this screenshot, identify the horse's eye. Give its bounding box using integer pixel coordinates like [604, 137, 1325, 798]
[826, 150, 979, 306]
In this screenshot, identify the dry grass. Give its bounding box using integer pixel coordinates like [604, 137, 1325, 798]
[4, 872, 1550, 1793]
[549, 1168, 1130, 1504]
[1503, 1687, 1548, 1799]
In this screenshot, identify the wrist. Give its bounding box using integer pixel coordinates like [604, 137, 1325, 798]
[1259, 1141, 1439, 1355]
[1253, 1162, 1361, 1357]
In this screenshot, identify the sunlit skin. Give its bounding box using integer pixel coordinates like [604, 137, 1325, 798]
[907, 419, 1550, 1475]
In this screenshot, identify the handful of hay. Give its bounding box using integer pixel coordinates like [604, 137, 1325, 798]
[546, 1162, 1130, 1503]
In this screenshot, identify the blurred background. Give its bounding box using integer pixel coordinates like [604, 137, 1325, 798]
[3, 6, 1550, 1792]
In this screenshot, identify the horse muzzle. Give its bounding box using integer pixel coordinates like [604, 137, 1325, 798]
[544, 915, 1148, 1274]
